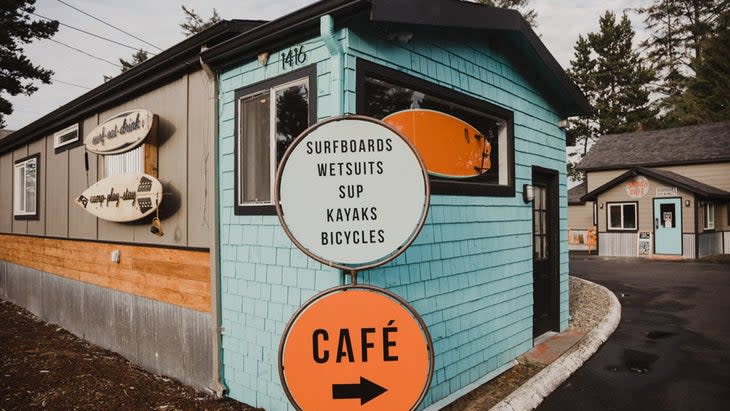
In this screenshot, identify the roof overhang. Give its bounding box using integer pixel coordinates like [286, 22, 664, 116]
[201, 0, 590, 117]
[582, 167, 730, 202]
[0, 20, 265, 155]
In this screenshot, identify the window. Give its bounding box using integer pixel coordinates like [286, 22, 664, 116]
[103, 145, 145, 177]
[704, 202, 715, 230]
[533, 185, 548, 259]
[356, 59, 514, 196]
[607, 202, 637, 231]
[53, 123, 80, 150]
[234, 66, 316, 214]
[14, 154, 40, 220]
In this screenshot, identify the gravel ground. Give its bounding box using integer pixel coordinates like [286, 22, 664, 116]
[442, 276, 611, 411]
[1, 276, 610, 411]
[0, 299, 261, 411]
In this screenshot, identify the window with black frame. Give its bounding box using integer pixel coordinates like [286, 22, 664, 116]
[14, 153, 40, 220]
[357, 61, 514, 196]
[234, 66, 316, 214]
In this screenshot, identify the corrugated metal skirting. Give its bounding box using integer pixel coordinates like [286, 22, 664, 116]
[698, 232, 724, 258]
[0, 260, 213, 390]
[683, 234, 696, 259]
[599, 232, 637, 257]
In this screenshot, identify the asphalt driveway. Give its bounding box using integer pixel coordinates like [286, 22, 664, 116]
[538, 255, 730, 411]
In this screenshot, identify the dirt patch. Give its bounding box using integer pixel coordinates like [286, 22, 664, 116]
[0, 300, 261, 411]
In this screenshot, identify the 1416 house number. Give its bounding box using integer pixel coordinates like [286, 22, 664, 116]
[281, 45, 307, 69]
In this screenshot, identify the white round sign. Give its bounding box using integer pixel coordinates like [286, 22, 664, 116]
[275, 116, 429, 270]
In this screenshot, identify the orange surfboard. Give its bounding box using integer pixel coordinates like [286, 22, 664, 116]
[383, 109, 491, 178]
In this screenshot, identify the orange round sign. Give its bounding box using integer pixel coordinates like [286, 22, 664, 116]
[279, 285, 433, 411]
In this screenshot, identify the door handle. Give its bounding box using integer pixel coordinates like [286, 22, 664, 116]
[655, 218, 659, 229]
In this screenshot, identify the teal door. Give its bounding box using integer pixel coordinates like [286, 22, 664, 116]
[654, 198, 682, 255]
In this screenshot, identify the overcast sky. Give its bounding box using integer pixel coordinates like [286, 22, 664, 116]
[4, 0, 647, 131]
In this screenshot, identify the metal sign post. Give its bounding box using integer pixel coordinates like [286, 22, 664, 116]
[274, 115, 433, 410]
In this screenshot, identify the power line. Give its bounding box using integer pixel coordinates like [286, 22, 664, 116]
[47, 38, 122, 68]
[31, 12, 156, 55]
[52, 77, 94, 90]
[55, 0, 163, 52]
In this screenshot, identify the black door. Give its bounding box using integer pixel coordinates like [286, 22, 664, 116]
[532, 168, 559, 339]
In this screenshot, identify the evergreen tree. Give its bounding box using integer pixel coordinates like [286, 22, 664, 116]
[473, 0, 537, 27]
[638, 0, 725, 126]
[566, 11, 656, 181]
[119, 49, 149, 72]
[670, 9, 730, 124]
[638, 0, 687, 102]
[103, 49, 149, 81]
[0, 0, 59, 129]
[179, 5, 221, 37]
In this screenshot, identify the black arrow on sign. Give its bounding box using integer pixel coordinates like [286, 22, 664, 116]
[332, 376, 387, 405]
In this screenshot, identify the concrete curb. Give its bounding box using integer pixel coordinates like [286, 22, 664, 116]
[490, 277, 622, 411]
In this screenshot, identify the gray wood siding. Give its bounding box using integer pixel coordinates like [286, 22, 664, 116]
[68, 116, 99, 240]
[657, 163, 730, 192]
[586, 170, 623, 192]
[187, 70, 213, 248]
[0, 153, 12, 232]
[568, 201, 594, 231]
[683, 234, 696, 258]
[0, 71, 213, 249]
[45, 136, 69, 237]
[27, 138, 46, 236]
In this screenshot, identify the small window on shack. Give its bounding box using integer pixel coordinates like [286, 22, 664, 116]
[233, 66, 316, 215]
[14, 154, 40, 220]
[53, 123, 80, 150]
[356, 59, 515, 197]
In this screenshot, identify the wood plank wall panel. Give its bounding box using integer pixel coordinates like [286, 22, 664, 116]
[0, 153, 12, 232]
[27, 138, 46, 235]
[68, 115, 99, 240]
[0, 234, 210, 312]
[187, 70, 213, 248]
[45, 135, 69, 237]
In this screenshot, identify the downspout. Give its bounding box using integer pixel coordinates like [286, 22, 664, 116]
[321, 14, 348, 285]
[200, 51, 227, 397]
[321, 14, 344, 116]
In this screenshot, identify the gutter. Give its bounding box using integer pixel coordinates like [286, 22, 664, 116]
[320, 15, 344, 115]
[199, 54, 227, 397]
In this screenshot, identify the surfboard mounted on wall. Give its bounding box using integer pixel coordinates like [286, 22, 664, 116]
[84, 109, 157, 155]
[383, 109, 491, 179]
[75, 173, 163, 222]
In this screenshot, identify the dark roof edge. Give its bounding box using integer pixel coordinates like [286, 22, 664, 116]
[201, 0, 590, 116]
[369, 0, 590, 116]
[577, 157, 730, 172]
[582, 167, 730, 201]
[0, 19, 265, 155]
[201, 0, 367, 67]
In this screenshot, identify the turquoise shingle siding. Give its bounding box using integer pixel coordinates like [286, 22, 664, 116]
[218, 24, 569, 411]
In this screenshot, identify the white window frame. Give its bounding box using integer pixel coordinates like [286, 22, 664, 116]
[704, 202, 715, 230]
[53, 123, 80, 149]
[13, 155, 39, 218]
[236, 76, 310, 208]
[607, 202, 637, 231]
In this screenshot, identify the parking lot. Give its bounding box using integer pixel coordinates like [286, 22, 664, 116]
[539, 255, 730, 411]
